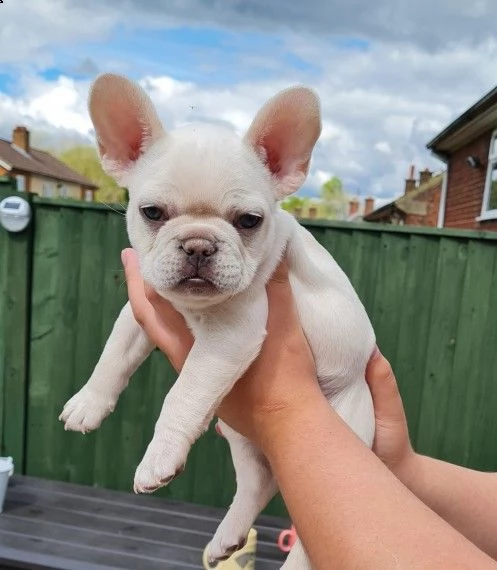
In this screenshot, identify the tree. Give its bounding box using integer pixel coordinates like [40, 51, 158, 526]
[280, 195, 306, 214]
[58, 146, 127, 204]
[320, 176, 348, 219]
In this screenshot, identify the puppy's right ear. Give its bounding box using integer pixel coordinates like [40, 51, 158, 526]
[88, 73, 164, 185]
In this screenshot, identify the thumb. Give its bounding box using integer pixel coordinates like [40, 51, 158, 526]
[265, 257, 297, 334]
[366, 349, 405, 422]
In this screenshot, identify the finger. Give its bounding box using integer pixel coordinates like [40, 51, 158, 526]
[143, 283, 178, 317]
[266, 257, 292, 307]
[268, 256, 290, 284]
[143, 282, 195, 350]
[365, 350, 405, 420]
[265, 259, 298, 333]
[122, 248, 154, 328]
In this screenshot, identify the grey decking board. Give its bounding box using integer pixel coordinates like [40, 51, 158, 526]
[0, 477, 287, 569]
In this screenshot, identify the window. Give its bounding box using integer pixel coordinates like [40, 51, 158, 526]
[58, 184, 69, 198]
[84, 190, 93, 202]
[42, 182, 54, 197]
[488, 164, 497, 211]
[15, 174, 26, 192]
[481, 130, 497, 219]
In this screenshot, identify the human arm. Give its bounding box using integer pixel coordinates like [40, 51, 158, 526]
[122, 248, 497, 570]
[366, 353, 497, 560]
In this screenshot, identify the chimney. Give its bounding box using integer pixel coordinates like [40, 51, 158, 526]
[12, 126, 30, 153]
[364, 197, 375, 216]
[405, 164, 416, 194]
[419, 168, 432, 186]
[348, 198, 359, 217]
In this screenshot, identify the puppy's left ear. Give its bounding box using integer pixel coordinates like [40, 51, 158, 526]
[245, 86, 321, 199]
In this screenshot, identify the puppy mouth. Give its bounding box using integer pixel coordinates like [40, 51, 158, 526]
[175, 276, 218, 295]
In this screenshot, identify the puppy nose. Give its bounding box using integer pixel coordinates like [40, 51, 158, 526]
[180, 238, 217, 257]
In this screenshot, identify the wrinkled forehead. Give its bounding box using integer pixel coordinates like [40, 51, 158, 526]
[131, 125, 274, 214]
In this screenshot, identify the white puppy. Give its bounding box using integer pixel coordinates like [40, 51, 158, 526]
[59, 74, 376, 569]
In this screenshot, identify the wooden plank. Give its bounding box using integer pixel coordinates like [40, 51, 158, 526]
[471, 247, 497, 471]
[47, 207, 83, 482]
[351, 231, 382, 313]
[392, 234, 440, 445]
[26, 206, 64, 478]
[8, 476, 289, 530]
[321, 227, 353, 274]
[0, 202, 7, 457]
[65, 209, 108, 485]
[0, 189, 33, 469]
[442, 239, 496, 466]
[415, 238, 469, 459]
[368, 232, 410, 362]
[93, 211, 129, 490]
[0, 476, 287, 570]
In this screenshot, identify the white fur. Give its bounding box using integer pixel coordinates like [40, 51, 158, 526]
[59, 74, 376, 569]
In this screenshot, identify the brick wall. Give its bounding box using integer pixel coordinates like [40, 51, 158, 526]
[404, 179, 442, 227]
[444, 130, 493, 229]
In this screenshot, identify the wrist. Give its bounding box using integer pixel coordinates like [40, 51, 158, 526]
[391, 449, 423, 489]
[252, 380, 331, 457]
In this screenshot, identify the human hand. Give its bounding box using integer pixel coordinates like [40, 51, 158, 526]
[121, 248, 319, 445]
[365, 350, 418, 481]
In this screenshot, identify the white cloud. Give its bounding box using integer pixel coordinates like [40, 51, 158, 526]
[2, 2, 497, 200]
[0, 0, 117, 66]
[374, 141, 392, 154]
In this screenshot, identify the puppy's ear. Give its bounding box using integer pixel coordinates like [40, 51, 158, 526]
[88, 73, 164, 185]
[245, 86, 321, 199]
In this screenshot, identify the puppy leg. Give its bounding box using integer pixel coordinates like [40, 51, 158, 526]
[206, 421, 278, 562]
[59, 302, 154, 433]
[280, 538, 312, 570]
[134, 294, 268, 493]
[330, 376, 375, 448]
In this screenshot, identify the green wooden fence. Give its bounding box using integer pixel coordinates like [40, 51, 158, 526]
[1, 194, 497, 518]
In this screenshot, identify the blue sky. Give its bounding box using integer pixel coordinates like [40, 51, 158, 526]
[1, 0, 497, 205]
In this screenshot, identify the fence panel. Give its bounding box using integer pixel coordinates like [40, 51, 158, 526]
[11, 201, 497, 518]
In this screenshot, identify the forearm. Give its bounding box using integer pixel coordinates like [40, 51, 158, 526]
[256, 386, 497, 570]
[398, 453, 497, 560]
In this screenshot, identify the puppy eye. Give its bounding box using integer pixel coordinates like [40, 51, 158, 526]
[141, 206, 167, 222]
[235, 213, 263, 230]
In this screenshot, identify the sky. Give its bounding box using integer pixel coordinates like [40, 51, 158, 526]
[1, 0, 497, 204]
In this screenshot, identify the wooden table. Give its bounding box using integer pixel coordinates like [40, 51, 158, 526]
[0, 476, 288, 569]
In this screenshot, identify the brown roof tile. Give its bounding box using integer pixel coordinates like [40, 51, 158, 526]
[0, 138, 97, 189]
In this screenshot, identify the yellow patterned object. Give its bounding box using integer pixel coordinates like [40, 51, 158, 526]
[203, 528, 257, 569]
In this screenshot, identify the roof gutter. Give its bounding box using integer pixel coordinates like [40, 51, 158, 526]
[0, 158, 12, 171]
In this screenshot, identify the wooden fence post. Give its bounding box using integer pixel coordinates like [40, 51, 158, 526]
[0, 186, 34, 471]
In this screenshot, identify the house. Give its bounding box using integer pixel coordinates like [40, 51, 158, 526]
[427, 84, 497, 230]
[0, 126, 97, 201]
[363, 166, 443, 226]
[346, 196, 375, 222]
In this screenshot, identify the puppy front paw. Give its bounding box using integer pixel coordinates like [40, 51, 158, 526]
[59, 387, 116, 434]
[133, 435, 189, 494]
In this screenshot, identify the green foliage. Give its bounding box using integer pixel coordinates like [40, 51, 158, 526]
[320, 176, 348, 219]
[280, 195, 307, 212]
[58, 146, 127, 204]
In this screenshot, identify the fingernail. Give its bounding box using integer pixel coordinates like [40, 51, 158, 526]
[121, 249, 129, 268]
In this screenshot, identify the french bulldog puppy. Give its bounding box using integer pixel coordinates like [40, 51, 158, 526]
[59, 74, 376, 569]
